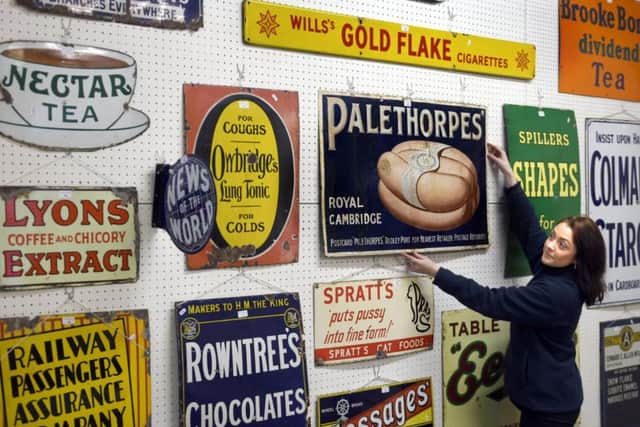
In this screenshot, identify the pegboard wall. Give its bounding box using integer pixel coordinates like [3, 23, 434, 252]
[1, 0, 639, 426]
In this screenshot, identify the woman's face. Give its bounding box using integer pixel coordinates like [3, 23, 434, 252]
[541, 222, 577, 268]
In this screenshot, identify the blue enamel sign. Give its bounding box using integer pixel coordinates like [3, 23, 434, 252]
[175, 293, 309, 426]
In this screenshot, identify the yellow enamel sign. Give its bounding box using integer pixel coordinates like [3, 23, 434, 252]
[244, 0, 535, 79]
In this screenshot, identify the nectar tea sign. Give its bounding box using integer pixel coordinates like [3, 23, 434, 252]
[0, 186, 138, 290]
[0, 41, 149, 150]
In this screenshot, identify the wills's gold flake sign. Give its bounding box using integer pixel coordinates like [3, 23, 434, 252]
[0, 310, 151, 427]
[244, 0, 535, 79]
[184, 85, 299, 269]
[0, 187, 138, 290]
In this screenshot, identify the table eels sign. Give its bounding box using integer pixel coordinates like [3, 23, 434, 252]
[0, 310, 151, 427]
[0, 186, 139, 290]
[317, 378, 434, 427]
[176, 293, 309, 426]
[244, 0, 535, 79]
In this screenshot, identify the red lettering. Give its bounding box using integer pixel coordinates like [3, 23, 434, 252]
[108, 200, 129, 225]
[3, 250, 23, 277]
[24, 253, 47, 276]
[81, 200, 105, 225]
[63, 251, 82, 274]
[81, 250, 104, 273]
[3, 198, 28, 226]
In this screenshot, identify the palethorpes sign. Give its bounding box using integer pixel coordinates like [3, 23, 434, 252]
[314, 276, 434, 365]
[320, 92, 488, 256]
[176, 293, 308, 426]
[0, 310, 151, 427]
[0, 187, 138, 289]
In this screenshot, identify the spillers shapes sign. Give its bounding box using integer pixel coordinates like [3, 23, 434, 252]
[0, 41, 149, 150]
[314, 276, 434, 365]
[184, 85, 299, 269]
[320, 92, 488, 256]
[442, 309, 518, 427]
[316, 378, 434, 427]
[0, 310, 151, 427]
[0, 186, 138, 290]
[503, 104, 581, 278]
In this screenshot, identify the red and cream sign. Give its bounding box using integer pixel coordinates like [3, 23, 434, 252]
[0, 187, 138, 290]
[314, 276, 434, 365]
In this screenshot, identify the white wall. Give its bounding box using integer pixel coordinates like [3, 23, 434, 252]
[1, 1, 639, 426]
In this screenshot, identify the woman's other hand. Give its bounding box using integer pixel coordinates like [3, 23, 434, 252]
[403, 251, 440, 277]
[487, 143, 518, 188]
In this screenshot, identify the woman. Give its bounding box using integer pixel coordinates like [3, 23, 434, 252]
[404, 143, 606, 427]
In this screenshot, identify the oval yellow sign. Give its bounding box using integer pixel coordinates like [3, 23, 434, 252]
[194, 93, 294, 257]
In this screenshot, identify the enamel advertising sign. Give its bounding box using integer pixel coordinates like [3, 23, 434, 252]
[18, 0, 203, 30]
[184, 84, 299, 269]
[316, 377, 434, 427]
[314, 276, 434, 365]
[0, 41, 149, 151]
[559, 0, 640, 101]
[320, 92, 488, 256]
[600, 318, 640, 427]
[0, 310, 151, 427]
[586, 119, 640, 306]
[176, 293, 309, 426]
[442, 309, 519, 427]
[152, 155, 216, 254]
[0, 186, 138, 290]
[244, 0, 535, 79]
[503, 105, 581, 277]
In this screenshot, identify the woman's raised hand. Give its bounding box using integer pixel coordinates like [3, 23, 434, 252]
[487, 143, 518, 188]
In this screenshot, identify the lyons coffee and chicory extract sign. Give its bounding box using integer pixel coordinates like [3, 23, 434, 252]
[184, 84, 299, 269]
[153, 155, 216, 254]
[0, 41, 149, 151]
[559, 0, 640, 101]
[314, 276, 434, 365]
[18, 0, 203, 30]
[600, 318, 640, 427]
[316, 377, 434, 427]
[243, 0, 535, 79]
[586, 119, 640, 306]
[503, 104, 581, 278]
[0, 310, 151, 427]
[320, 92, 488, 256]
[175, 293, 308, 426]
[442, 309, 519, 427]
[0, 186, 138, 290]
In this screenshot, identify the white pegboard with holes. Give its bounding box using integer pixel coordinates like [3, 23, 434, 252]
[1, 1, 640, 426]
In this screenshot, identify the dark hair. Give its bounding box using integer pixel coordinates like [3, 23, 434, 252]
[562, 216, 606, 305]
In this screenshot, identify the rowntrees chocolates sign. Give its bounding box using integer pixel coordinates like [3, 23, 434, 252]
[0, 187, 138, 290]
[176, 293, 308, 426]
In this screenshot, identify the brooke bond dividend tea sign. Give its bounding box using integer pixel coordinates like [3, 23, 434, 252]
[559, 0, 640, 101]
[314, 276, 434, 365]
[0, 310, 151, 427]
[185, 85, 299, 269]
[176, 293, 308, 426]
[320, 92, 488, 256]
[442, 309, 518, 427]
[503, 105, 581, 277]
[317, 378, 434, 427]
[0, 187, 138, 290]
[587, 119, 640, 306]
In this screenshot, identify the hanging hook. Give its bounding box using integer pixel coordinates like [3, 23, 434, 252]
[459, 77, 467, 102]
[536, 88, 545, 117]
[447, 6, 456, 32]
[236, 64, 245, 87]
[346, 76, 355, 95]
[61, 18, 72, 44]
[404, 84, 414, 107]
